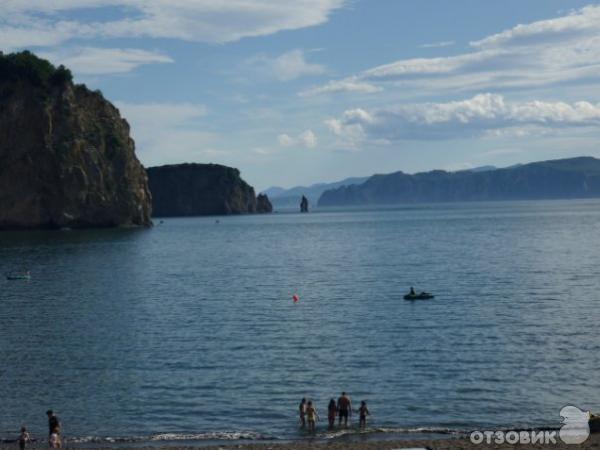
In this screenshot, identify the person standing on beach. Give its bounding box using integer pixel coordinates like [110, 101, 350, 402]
[306, 401, 319, 432]
[337, 392, 352, 426]
[358, 401, 370, 429]
[298, 398, 307, 428]
[327, 399, 337, 429]
[18, 427, 30, 450]
[46, 410, 60, 446]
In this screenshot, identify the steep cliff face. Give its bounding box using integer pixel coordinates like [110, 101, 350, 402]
[0, 51, 152, 229]
[147, 163, 272, 216]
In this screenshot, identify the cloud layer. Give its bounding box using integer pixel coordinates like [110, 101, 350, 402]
[40, 47, 173, 74]
[306, 5, 600, 96]
[327, 93, 600, 142]
[1, 1, 346, 50]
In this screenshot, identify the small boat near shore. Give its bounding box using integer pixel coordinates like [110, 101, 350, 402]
[404, 292, 434, 300]
[6, 271, 31, 281]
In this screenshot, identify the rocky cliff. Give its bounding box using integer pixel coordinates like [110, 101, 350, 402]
[318, 157, 600, 206]
[146, 163, 272, 216]
[0, 51, 152, 229]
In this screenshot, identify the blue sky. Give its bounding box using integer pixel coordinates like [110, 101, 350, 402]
[3, 0, 600, 190]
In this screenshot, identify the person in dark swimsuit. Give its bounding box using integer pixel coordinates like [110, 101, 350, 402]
[298, 398, 307, 428]
[337, 392, 352, 426]
[327, 399, 337, 429]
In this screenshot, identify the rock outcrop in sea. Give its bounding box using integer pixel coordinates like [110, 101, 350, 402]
[300, 195, 309, 212]
[0, 51, 152, 229]
[146, 163, 272, 216]
[256, 193, 273, 213]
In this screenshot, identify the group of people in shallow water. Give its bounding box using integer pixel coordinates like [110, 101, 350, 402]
[299, 392, 370, 432]
[17, 410, 61, 449]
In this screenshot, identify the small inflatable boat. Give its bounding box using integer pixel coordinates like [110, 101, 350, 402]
[6, 272, 31, 280]
[404, 292, 434, 300]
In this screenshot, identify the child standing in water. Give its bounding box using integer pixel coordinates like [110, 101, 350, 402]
[358, 401, 370, 429]
[327, 399, 337, 429]
[18, 427, 30, 450]
[306, 400, 319, 432]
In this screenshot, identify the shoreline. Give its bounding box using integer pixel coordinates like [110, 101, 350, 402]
[2, 432, 597, 450]
[2, 435, 599, 450]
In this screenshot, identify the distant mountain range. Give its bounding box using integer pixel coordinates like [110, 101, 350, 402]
[318, 157, 600, 207]
[263, 176, 369, 209]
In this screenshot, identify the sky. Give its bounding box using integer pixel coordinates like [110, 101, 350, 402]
[3, 0, 600, 190]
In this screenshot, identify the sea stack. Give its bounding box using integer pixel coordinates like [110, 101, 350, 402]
[146, 163, 272, 216]
[300, 195, 309, 212]
[0, 51, 152, 229]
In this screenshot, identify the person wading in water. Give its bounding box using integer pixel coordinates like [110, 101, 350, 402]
[298, 398, 307, 428]
[327, 399, 337, 429]
[306, 401, 318, 432]
[46, 410, 60, 445]
[358, 400, 370, 429]
[337, 392, 352, 426]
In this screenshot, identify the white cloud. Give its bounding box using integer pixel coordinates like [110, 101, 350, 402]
[300, 77, 382, 96]
[327, 93, 600, 142]
[307, 5, 600, 95]
[247, 49, 327, 81]
[277, 129, 318, 148]
[470, 5, 600, 48]
[419, 40, 455, 48]
[115, 101, 214, 165]
[278, 133, 295, 146]
[298, 129, 317, 148]
[40, 47, 173, 74]
[0, 1, 346, 50]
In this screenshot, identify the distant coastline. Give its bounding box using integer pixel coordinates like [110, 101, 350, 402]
[318, 156, 600, 207]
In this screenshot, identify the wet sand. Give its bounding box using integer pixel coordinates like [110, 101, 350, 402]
[135, 433, 599, 450]
[2, 434, 599, 450]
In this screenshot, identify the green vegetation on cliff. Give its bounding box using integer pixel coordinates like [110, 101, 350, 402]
[0, 50, 72, 87]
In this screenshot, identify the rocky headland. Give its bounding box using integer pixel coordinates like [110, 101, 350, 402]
[0, 51, 152, 229]
[147, 163, 272, 217]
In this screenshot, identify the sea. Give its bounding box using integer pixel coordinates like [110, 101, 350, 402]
[1, 200, 600, 446]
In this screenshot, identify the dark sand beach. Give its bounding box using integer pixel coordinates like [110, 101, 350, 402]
[114, 433, 600, 449]
[2, 434, 599, 450]
[200, 434, 600, 450]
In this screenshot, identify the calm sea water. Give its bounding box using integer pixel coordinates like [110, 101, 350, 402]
[1, 200, 600, 445]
